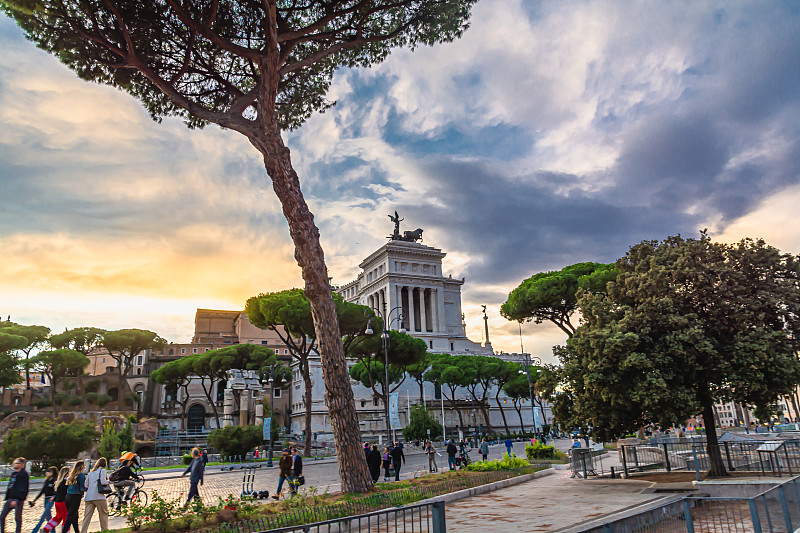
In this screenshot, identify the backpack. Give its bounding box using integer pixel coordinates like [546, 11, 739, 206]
[108, 467, 125, 482]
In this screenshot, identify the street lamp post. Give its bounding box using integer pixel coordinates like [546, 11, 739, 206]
[364, 303, 405, 445]
[263, 364, 283, 468]
[517, 354, 541, 436]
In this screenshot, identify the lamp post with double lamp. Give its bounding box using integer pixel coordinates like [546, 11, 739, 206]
[262, 364, 284, 468]
[364, 303, 406, 445]
[516, 354, 542, 436]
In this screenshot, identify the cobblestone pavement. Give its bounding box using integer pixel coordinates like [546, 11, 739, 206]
[15, 440, 543, 532]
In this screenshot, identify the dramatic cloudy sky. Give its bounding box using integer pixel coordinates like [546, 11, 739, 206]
[2, 1, 800, 360]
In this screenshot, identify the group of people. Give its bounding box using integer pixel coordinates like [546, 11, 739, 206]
[272, 447, 303, 500]
[363, 442, 405, 482]
[0, 452, 149, 533]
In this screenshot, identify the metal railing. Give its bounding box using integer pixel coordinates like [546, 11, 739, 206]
[192, 501, 446, 533]
[620, 440, 800, 478]
[574, 475, 800, 532]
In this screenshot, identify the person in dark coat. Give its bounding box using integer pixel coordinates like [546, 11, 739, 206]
[388, 443, 405, 481]
[181, 448, 205, 505]
[0, 458, 29, 533]
[290, 448, 303, 495]
[272, 449, 292, 500]
[366, 445, 382, 482]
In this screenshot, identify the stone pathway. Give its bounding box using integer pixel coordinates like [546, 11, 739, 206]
[444, 472, 663, 532]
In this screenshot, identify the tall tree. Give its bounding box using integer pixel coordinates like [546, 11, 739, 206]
[501, 262, 618, 338]
[406, 351, 434, 402]
[503, 372, 533, 433]
[562, 233, 800, 476]
[151, 356, 194, 429]
[461, 356, 501, 433]
[0, 332, 26, 388]
[246, 289, 317, 457]
[3, 0, 477, 494]
[30, 349, 89, 416]
[49, 327, 106, 408]
[0, 323, 50, 389]
[425, 354, 474, 430]
[493, 361, 518, 435]
[101, 329, 166, 408]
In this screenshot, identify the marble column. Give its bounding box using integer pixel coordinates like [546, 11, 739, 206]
[407, 287, 416, 332]
[395, 285, 403, 327]
[437, 288, 446, 334]
[222, 389, 234, 427]
[419, 288, 424, 331]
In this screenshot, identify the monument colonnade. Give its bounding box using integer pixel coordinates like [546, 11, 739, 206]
[365, 284, 442, 333]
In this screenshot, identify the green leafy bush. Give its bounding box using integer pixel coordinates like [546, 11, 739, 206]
[119, 420, 134, 452]
[68, 396, 82, 406]
[85, 380, 100, 393]
[208, 425, 263, 459]
[54, 392, 68, 406]
[86, 392, 98, 403]
[98, 421, 121, 459]
[402, 404, 443, 441]
[0, 419, 97, 468]
[32, 397, 51, 408]
[525, 442, 565, 461]
[182, 454, 192, 465]
[97, 393, 112, 407]
[464, 453, 529, 472]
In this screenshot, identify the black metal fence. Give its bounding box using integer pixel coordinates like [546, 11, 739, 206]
[189, 467, 534, 533]
[620, 440, 800, 479]
[576, 476, 800, 532]
[192, 501, 446, 533]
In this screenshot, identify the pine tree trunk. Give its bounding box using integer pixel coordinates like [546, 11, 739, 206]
[495, 390, 510, 435]
[700, 386, 727, 477]
[249, 130, 372, 493]
[51, 377, 59, 417]
[418, 380, 424, 403]
[302, 359, 313, 457]
[515, 405, 525, 434]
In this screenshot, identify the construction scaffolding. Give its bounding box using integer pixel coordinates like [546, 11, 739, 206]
[154, 428, 212, 456]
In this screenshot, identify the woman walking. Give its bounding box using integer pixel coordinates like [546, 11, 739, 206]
[425, 441, 438, 472]
[480, 438, 489, 462]
[42, 467, 69, 533]
[382, 447, 391, 481]
[29, 467, 57, 533]
[80, 458, 110, 533]
[62, 462, 85, 533]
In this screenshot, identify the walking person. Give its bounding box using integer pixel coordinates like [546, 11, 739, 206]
[181, 448, 205, 506]
[290, 448, 303, 495]
[504, 437, 513, 457]
[425, 441, 438, 472]
[382, 447, 392, 481]
[0, 457, 29, 533]
[480, 438, 489, 462]
[271, 449, 292, 500]
[30, 467, 57, 533]
[62, 461, 86, 533]
[80, 458, 110, 533]
[367, 445, 382, 482]
[446, 440, 458, 470]
[389, 442, 405, 481]
[42, 467, 69, 533]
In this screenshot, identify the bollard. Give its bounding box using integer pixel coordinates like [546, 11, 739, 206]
[432, 501, 447, 533]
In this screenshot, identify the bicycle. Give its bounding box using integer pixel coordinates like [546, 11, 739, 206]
[107, 476, 148, 516]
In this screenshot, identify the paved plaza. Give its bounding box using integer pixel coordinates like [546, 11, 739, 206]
[10, 439, 628, 532]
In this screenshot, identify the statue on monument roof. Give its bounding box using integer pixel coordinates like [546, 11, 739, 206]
[387, 211, 423, 243]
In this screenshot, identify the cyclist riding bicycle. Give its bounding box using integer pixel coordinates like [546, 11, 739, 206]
[108, 459, 141, 507]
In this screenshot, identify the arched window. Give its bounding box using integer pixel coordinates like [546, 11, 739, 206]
[216, 380, 227, 402]
[187, 404, 206, 432]
[107, 387, 118, 401]
[164, 384, 177, 403]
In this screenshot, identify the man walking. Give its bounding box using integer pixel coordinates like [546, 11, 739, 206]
[0, 458, 29, 533]
[290, 448, 303, 495]
[446, 440, 458, 470]
[425, 441, 438, 472]
[480, 438, 489, 461]
[504, 437, 513, 457]
[271, 449, 292, 500]
[181, 448, 205, 506]
[389, 442, 405, 481]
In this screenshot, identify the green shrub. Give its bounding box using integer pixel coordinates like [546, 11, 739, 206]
[0, 419, 98, 468]
[32, 397, 51, 408]
[208, 425, 263, 459]
[525, 442, 566, 462]
[402, 404, 443, 441]
[54, 392, 68, 406]
[86, 392, 98, 404]
[183, 454, 193, 465]
[128, 414, 138, 423]
[68, 396, 82, 406]
[64, 381, 77, 390]
[464, 453, 529, 472]
[85, 380, 100, 393]
[119, 420, 134, 452]
[97, 393, 112, 407]
[98, 421, 121, 459]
